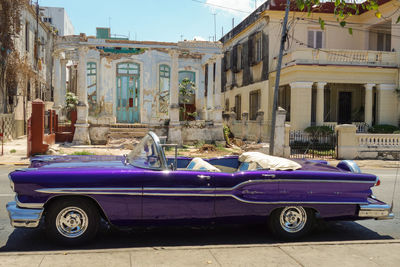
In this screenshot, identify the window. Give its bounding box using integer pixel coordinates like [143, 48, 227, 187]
[307, 30, 323, 49]
[250, 32, 262, 65]
[87, 62, 97, 115]
[235, 94, 241, 120]
[117, 63, 140, 75]
[377, 32, 391, 51]
[159, 64, 170, 113]
[249, 90, 260, 120]
[25, 22, 29, 52]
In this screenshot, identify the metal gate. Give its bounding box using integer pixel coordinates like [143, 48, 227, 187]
[289, 130, 337, 159]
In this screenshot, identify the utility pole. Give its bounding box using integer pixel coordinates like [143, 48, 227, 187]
[232, 18, 235, 29]
[269, 0, 291, 155]
[212, 13, 217, 42]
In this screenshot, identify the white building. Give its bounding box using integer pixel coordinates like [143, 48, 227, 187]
[40, 7, 75, 36]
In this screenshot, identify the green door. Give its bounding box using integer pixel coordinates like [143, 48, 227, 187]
[116, 63, 140, 123]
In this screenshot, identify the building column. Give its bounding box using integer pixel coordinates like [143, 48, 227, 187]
[376, 84, 397, 125]
[53, 54, 62, 110]
[213, 55, 223, 124]
[73, 46, 91, 145]
[364, 83, 375, 126]
[316, 82, 326, 126]
[168, 50, 182, 144]
[206, 62, 213, 120]
[60, 59, 67, 109]
[290, 82, 314, 130]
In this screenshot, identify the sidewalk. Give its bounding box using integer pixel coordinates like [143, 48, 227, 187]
[0, 240, 399, 267]
[0, 136, 398, 169]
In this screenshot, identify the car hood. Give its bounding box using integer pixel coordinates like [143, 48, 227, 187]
[29, 155, 128, 169]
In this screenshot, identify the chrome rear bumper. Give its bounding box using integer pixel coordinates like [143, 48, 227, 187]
[358, 204, 394, 220]
[6, 201, 43, 228]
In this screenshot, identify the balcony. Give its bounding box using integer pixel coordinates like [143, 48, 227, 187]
[274, 48, 398, 69]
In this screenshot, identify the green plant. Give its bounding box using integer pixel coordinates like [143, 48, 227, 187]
[69, 151, 95, 156]
[304, 126, 334, 135]
[179, 78, 196, 121]
[223, 125, 233, 145]
[394, 130, 400, 134]
[65, 92, 79, 112]
[10, 149, 16, 154]
[194, 140, 205, 149]
[368, 124, 400, 134]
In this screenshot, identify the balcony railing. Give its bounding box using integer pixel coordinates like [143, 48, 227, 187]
[275, 48, 398, 69]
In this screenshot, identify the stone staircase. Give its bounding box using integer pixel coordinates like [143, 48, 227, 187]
[108, 123, 149, 140]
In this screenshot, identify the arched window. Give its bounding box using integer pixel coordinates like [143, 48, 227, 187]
[87, 62, 97, 115]
[159, 64, 170, 114]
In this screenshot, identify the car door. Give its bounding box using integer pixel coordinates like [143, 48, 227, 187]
[141, 170, 216, 220]
[214, 170, 279, 218]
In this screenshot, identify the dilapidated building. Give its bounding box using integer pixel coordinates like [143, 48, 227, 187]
[54, 32, 223, 144]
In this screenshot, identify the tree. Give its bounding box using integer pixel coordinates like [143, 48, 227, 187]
[293, 0, 398, 34]
[0, 0, 26, 113]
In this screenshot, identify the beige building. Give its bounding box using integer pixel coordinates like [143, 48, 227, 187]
[221, 0, 400, 141]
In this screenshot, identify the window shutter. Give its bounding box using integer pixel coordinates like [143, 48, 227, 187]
[262, 33, 269, 80]
[248, 35, 254, 65]
[316, 31, 323, 49]
[307, 31, 314, 48]
[230, 48, 235, 72]
[224, 51, 228, 71]
[232, 45, 238, 72]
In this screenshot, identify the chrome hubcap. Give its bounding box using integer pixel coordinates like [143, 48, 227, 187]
[56, 207, 88, 238]
[279, 206, 307, 233]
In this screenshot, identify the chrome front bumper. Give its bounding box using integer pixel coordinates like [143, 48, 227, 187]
[6, 201, 43, 228]
[358, 204, 394, 220]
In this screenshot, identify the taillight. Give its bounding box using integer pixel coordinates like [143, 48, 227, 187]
[375, 178, 381, 186]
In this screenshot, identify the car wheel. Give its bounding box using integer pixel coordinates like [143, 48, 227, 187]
[45, 198, 100, 245]
[268, 206, 315, 240]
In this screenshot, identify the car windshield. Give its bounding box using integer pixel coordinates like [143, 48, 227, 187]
[127, 134, 162, 169]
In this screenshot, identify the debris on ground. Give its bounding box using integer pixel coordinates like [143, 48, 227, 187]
[197, 144, 216, 153]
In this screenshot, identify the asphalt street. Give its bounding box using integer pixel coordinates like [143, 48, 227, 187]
[0, 165, 399, 252]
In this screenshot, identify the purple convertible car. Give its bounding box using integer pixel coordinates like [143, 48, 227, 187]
[6, 132, 393, 244]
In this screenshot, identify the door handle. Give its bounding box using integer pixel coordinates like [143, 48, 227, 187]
[262, 174, 276, 178]
[197, 175, 211, 180]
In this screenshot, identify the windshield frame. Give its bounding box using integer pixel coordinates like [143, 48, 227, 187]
[127, 131, 168, 171]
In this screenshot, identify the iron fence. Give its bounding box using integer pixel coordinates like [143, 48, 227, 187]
[289, 130, 337, 159]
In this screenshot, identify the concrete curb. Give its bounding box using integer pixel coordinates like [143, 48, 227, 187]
[0, 163, 29, 166]
[1, 239, 399, 256]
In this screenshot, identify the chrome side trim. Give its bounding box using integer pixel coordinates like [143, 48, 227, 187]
[6, 201, 43, 228]
[35, 178, 375, 196]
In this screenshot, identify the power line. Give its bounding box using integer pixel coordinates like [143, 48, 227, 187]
[191, 0, 251, 14]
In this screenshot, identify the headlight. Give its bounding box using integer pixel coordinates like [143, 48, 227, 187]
[8, 174, 15, 192]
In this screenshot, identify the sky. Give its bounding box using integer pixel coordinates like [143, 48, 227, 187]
[37, 0, 264, 42]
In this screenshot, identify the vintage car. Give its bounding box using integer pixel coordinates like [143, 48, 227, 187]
[6, 132, 393, 245]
